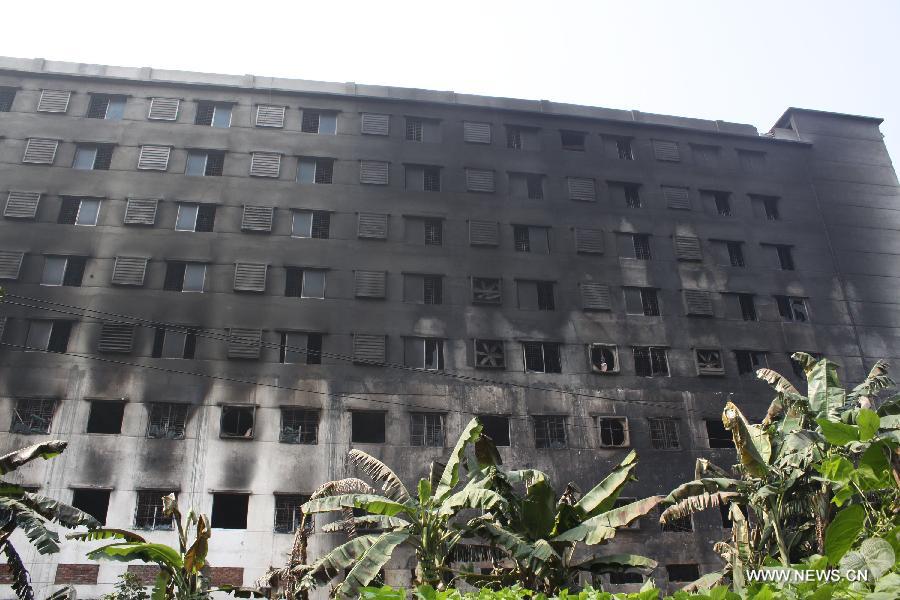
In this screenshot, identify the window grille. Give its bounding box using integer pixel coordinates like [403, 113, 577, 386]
[648, 418, 679, 449]
[147, 403, 188, 439]
[410, 413, 444, 447]
[534, 416, 567, 448]
[280, 409, 319, 444]
[11, 398, 56, 434]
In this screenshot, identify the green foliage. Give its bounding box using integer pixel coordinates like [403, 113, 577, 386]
[101, 573, 151, 600]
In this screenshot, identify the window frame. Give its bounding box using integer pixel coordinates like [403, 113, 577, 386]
[597, 416, 629, 448]
[648, 417, 680, 450]
[588, 343, 619, 374]
[522, 341, 562, 374]
[633, 346, 670, 377]
[410, 412, 445, 447]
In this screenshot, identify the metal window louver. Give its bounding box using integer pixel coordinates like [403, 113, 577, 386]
[567, 177, 596, 201]
[574, 228, 604, 254]
[358, 213, 389, 239]
[696, 349, 725, 375]
[355, 270, 387, 298]
[581, 283, 612, 311]
[474, 339, 505, 368]
[469, 220, 499, 246]
[0, 251, 25, 279]
[4, 191, 41, 219]
[23, 138, 58, 164]
[233, 263, 268, 292]
[463, 121, 491, 144]
[653, 140, 681, 161]
[123, 198, 159, 225]
[684, 290, 714, 316]
[663, 186, 691, 210]
[37, 89, 71, 113]
[361, 113, 390, 135]
[359, 160, 389, 185]
[112, 257, 148, 286]
[466, 168, 495, 192]
[241, 206, 274, 232]
[353, 334, 386, 364]
[673, 236, 702, 261]
[250, 152, 281, 178]
[137, 146, 171, 170]
[228, 328, 262, 359]
[255, 105, 285, 128]
[98, 322, 136, 353]
[472, 278, 502, 304]
[148, 97, 180, 121]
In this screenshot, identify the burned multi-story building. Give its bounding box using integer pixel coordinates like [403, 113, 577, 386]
[0, 56, 898, 596]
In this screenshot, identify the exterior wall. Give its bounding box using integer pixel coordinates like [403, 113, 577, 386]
[0, 59, 897, 597]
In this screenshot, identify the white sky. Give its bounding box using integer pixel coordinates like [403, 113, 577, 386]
[4, 0, 899, 165]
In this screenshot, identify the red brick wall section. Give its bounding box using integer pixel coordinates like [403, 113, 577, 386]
[209, 567, 244, 587]
[54, 564, 99, 585]
[127, 565, 161, 585]
[0, 565, 12, 584]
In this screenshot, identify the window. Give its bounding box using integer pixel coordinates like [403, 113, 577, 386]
[533, 416, 567, 449]
[175, 203, 216, 232]
[648, 417, 679, 449]
[405, 165, 441, 191]
[211, 493, 249, 529]
[666, 565, 700, 582]
[624, 287, 660, 316]
[25, 321, 72, 353]
[23, 138, 59, 164]
[631, 234, 652, 260]
[284, 268, 326, 299]
[37, 89, 71, 113]
[474, 339, 506, 369]
[616, 138, 634, 160]
[147, 403, 188, 439]
[423, 166, 441, 191]
[692, 144, 720, 167]
[152, 326, 198, 359]
[195, 101, 232, 127]
[280, 409, 319, 444]
[73, 144, 114, 170]
[58, 197, 101, 226]
[423, 219, 442, 245]
[624, 184, 641, 208]
[774, 245, 795, 270]
[725, 242, 745, 267]
[410, 413, 444, 447]
[185, 150, 224, 176]
[86, 95, 125, 120]
[41, 256, 86, 287]
[738, 150, 765, 171]
[472, 278, 502, 305]
[589, 344, 619, 373]
[351, 411, 386, 444]
[221, 406, 255, 439]
[279, 332, 323, 365]
[735, 350, 768, 375]
[297, 158, 334, 184]
[404, 338, 444, 370]
[274, 494, 311, 533]
[291, 210, 330, 239]
[86, 400, 125, 434]
[775, 296, 809, 322]
[598, 417, 629, 447]
[301, 110, 336, 134]
[135, 491, 176, 529]
[522, 342, 561, 373]
[71, 489, 111, 525]
[406, 117, 423, 141]
[608, 572, 644, 585]
[517, 280, 555, 311]
[402, 274, 442, 305]
[513, 226, 550, 253]
[506, 126, 525, 149]
[11, 398, 56, 434]
[761, 196, 780, 220]
[712, 192, 731, 216]
[695, 349, 725, 375]
[0, 87, 15, 112]
[560, 130, 586, 151]
[479, 415, 510, 446]
[706, 420, 733, 448]
[164, 262, 206, 292]
[633, 347, 669, 377]
[737, 293, 757, 321]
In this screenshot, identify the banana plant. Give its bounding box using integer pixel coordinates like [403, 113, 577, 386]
[659, 353, 900, 591]
[460, 449, 660, 593]
[298, 418, 507, 597]
[0, 441, 100, 600]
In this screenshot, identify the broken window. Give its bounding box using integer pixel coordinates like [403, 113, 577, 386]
[513, 225, 550, 253]
[164, 262, 206, 292]
[292, 210, 331, 239]
[25, 320, 72, 353]
[274, 494, 311, 533]
[301, 110, 336, 134]
[175, 203, 216, 232]
[735, 350, 768, 375]
[615, 138, 634, 160]
[424, 219, 442, 245]
[633, 347, 669, 377]
[479, 415, 510, 446]
[220, 406, 255, 439]
[284, 268, 326, 299]
[472, 277, 502, 305]
[763, 197, 780, 220]
[705, 420, 733, 449]
[58, 197, 101, 226]
[660, 506, 693, 532]
[624, 184, 641, 208]
[71, 489, 111, 525]
[211, 493, 249, 529]
[194, 101, 231, 127]
[724, 241, 745, 267]
[522, 342, 561, 373]
[762, 243, 795, 270]
[147, 403, 189, 439]
[0, 87, 16, 112]
[152, 326, 197, 359]
[185, 151, 225, 176]
[589, 344, 619, 373]
[517, 280, 555, 311]
[737, 293, 757, 321]
[695, 349, 725, 376]
[474, 339, 506, 369]
[631, 234, 652, 260]
[598, 417, 628, 447]
[624, 287, 660, 316]
[351, 411, 386, 444]
[86, 400, 125, 434]
[280, 409, 319, 444]
[560, 130, 586, 151]
[410, 413, 444, 447]
[73, 144, 114, 171]
[775, 295, 808, 322]
[41, 256, 86, 287]
[11, 398, 56, 434]
[279, 332, 323, 365]
[533, 416, 567, 449]
[712, 192, 731, 216]
[404, 338, 444, 370]
[297, 158, 334, 184]
[135, 491, 176, 529]
[648, 417, 680, 449]
[666, 564, 700, 583]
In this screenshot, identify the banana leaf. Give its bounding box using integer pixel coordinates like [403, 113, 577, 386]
[302, 494, 410, 517]
[0, 441, 67, 475]
[348, 450, 411, 503]
[334, 531, 409, 598]
[434, 418, 482, 502]
[573, 450, 638, 517]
